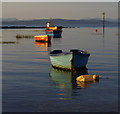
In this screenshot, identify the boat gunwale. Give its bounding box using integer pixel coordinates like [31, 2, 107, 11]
[50, 51, 90, 56]
[50, 52, 72, 56]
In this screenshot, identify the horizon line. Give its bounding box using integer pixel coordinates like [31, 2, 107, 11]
[1, 17, 118, 21]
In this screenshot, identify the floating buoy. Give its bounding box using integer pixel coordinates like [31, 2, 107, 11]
[93, 74, 99, 81]
[76, 74, 93, 82]
[76, 74, 99, 82]
[95, 29, 98, 32]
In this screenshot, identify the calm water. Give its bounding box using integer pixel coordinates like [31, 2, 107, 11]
[2, 27, 118, 112]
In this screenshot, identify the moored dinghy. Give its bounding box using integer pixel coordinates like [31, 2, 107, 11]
[49, 49, 90, 71]
[34, 35, 51, 42]
[45, 21, 62, 38]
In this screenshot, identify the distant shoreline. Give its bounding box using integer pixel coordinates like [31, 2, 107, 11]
[0, 25, 118, 29]
[1, 18, 118, 29]
[1, 26, 46, 29]
[1, 26, 71, 29]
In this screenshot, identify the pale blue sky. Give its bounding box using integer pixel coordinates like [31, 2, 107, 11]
[2, 2, 118, 20]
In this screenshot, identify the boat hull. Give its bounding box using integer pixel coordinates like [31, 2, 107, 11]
[50, 53, 72, 70]
[34, 35, 51, 42]
[72, 52, 90, 70]
[46, 30, 62, 38]
[50, 51, 90, 71]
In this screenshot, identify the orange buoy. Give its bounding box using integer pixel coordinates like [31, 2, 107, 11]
[95, 29, 98, 32]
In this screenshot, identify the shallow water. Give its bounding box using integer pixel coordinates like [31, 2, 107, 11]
[2, 27, 118, 112]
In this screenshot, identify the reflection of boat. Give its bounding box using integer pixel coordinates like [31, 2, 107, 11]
[34, 35, 51, 42]
[50, 49, 90, 71]
[45, 21, 62, 38]
[34, 42, 51, 55]
[49, 67, 90, 89]
[34, 41, 51, 47]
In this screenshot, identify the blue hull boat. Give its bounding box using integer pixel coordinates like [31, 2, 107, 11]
[50, 49, 90, 71]
[46, 30, 62, 38]
[45, 25, 62, 38]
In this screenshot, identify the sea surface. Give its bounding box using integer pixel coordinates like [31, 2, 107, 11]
[2, 27, 118, 112]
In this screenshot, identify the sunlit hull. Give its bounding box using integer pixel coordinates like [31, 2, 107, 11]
[50, 49, 90, 71]
[34, 35, 51, 42]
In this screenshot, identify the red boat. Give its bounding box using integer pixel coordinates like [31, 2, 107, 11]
[34, 35, 51, 42]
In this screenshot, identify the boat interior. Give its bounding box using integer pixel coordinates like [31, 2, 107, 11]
[50, 49, 89, 55]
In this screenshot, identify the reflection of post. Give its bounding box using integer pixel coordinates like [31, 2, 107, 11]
[71, 70, 76, 89]
[102, 12, 105, 38]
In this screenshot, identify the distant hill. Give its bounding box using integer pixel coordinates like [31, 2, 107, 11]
[1, 18, 118, 28]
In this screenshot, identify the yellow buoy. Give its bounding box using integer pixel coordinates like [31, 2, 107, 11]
[93, 74, 99, 81]
[76, 74, 93, 82]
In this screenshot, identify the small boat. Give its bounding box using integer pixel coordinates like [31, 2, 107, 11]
[46, 29, 62, 38]
[34, 35, 51, 42]
[45, 21, 62, 38]
[49, 49, 90, 71]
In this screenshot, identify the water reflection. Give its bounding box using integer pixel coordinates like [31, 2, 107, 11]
[53, 35, 62, 38]
[49, 67, 97, 99]
[76, 81, 93, 88]
[34, 41, 51, 48]
[34, 42, 51, 55]
[49, 67, 93, 89]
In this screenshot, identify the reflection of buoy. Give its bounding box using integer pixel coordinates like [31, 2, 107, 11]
[95, 29, 98, 32]
[76, 81, 93, 88]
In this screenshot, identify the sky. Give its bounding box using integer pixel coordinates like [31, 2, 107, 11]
[1, 0, 120, 2]
[2, 2, 118, 20]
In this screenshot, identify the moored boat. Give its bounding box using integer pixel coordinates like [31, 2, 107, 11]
[46, 28, 62, 38]
[34, 35, 51, 42]
[45, 21, 62, 38]
[49, 49, 90, 71]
